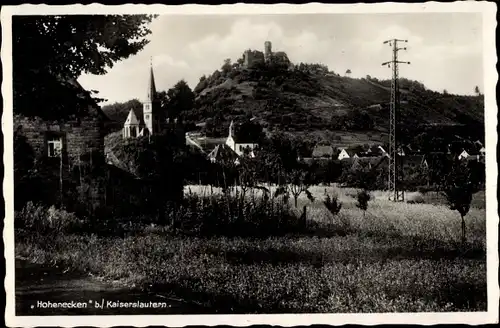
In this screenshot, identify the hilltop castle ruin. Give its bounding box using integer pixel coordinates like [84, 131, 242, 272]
[242, 41, 291, 68]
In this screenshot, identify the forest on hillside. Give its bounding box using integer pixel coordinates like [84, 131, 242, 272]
[102, 57, 484, 146]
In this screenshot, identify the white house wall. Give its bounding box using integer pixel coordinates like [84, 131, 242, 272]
[338, 150, 350, 160]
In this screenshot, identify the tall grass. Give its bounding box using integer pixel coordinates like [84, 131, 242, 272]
[15, 184, 487, 313]
[185, 184, 486, 248]
[171, 189, 303, 237]
[16, 233, 486, 313]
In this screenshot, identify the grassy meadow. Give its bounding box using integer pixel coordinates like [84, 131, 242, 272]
[15, 185, 486, 313]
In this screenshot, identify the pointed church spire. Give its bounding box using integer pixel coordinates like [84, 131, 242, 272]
[229, 120, 234, 138]
[147, 57, 156, 102]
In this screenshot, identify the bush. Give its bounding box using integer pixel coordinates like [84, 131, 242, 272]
[323, 191, 342, 217]
[16, 201, 84, 235]
[356, 189, 371, 218]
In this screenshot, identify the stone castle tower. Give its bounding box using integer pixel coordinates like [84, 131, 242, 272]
[242, 41, 291, 68]
[264, 41, 272, 62]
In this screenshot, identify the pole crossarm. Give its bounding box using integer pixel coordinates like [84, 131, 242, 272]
[382, 38, 410, 202]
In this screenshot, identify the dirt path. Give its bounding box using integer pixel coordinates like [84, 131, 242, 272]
[15, 259, 207, 315]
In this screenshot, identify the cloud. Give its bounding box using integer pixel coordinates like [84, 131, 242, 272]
[185, 19, 338, 77]
[153, 54, 189, 69]
[78, 15, 484, 104]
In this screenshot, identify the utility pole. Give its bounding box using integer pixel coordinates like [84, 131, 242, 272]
[382, 39, 410, 202]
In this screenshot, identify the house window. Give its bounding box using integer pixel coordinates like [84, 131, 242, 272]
[47, 136, 62, 157]
[145, 114, 150, 120]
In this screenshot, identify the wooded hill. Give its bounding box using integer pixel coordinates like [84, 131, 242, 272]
[102, 60, 484, 147]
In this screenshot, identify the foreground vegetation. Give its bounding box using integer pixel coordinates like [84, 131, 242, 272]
[15, 186, 486, 313]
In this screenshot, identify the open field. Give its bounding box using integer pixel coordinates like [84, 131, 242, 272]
[16, 185, 486, 313]
[185, 184, 486, 209]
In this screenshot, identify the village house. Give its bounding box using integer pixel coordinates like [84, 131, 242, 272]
[311, 144, 335, 159]
[401, 154, 429, 169]
[458, 149, 470, 160]
[350, 155, 388, 171]
[337, 147, 359, 160]
[14, 75, 110, 210]
[358, 145, 388, 158]
[207, 143, 240, 165]
[203, 120, 260, 166]
[225, 120, 259, 157]
[458, 148, 484, 162]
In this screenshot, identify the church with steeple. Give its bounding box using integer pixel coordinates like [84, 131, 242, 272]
[122, 61, 165, 139]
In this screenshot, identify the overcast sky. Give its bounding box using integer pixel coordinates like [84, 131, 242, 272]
[78, 13, 484, 105]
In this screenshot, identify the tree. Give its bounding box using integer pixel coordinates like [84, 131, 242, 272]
[414, 132, 431, 153]
[356, 189, 371, 218]
[288, 168, 315, 208]
[345, 69, 352, 76]
[259, 132, 300, 174]
[101, 98, 143, 124]
[166, 80, 195, 119]
[13, 15, 157, 119]
[237, 159, 258, 198]
[323, 190, 342, 224]
[474, 85, 481, 96]
[350, 109, 374, 130]
[193, 75, 209, 93]
[221, 58, 232, 75]
[120, 132, 186, 223]
[442, 161, 478, 245]
[234, 120, 266, 145]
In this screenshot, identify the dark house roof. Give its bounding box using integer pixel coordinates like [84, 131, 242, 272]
[402, 155, 427, 167]
[461, 148, 481, 156]
[365, 144, 386, 153]
[300, 157, 332, 164]
[186, 136, 206, 154]
[423, 152, 454, 165]
[207, 144, 239, 163]
[400, 144, 415, 155]
[338, 148, 358, 157]
[64, 76, 110, 122]
[125, 108, 145, 126]
[356, 151, 380, 158]
[312, 145, 334, 158]
[351, 156, 388, 170]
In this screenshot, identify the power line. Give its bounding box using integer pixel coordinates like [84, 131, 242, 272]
[382, 39, 410, 202]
